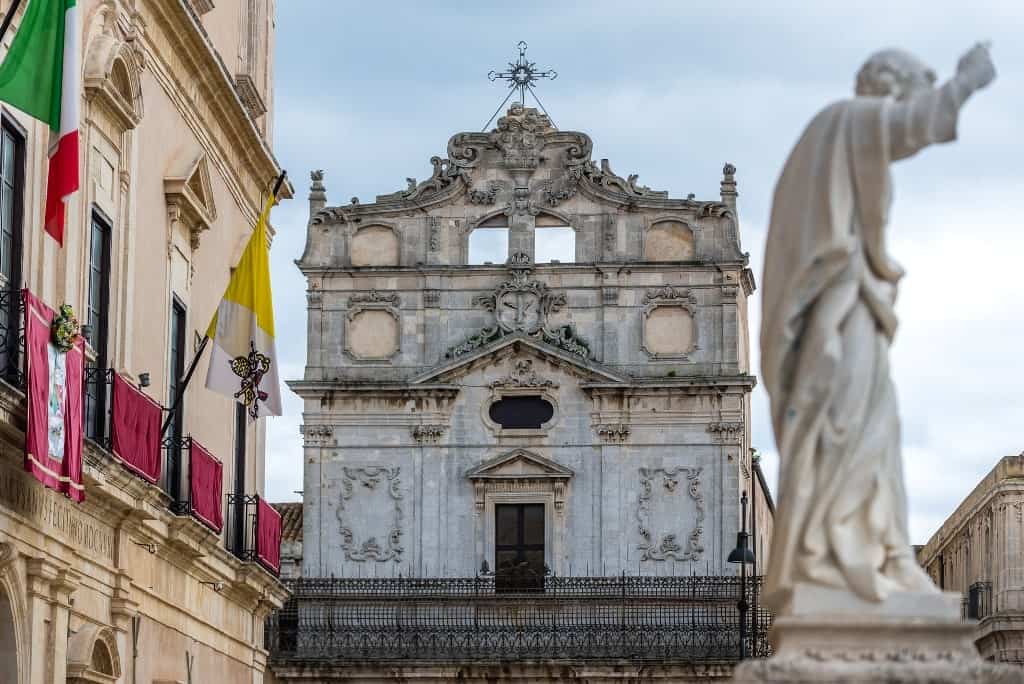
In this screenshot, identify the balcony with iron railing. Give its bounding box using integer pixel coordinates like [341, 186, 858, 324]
[266, 574, 771, 665]
[965, 580, 993, 621]
[0, 288, 282, 578]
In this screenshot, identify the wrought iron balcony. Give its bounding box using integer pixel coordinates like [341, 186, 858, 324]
[0, 288, 25, 390]
[83, 366, 113, 449]
[163, 435, 193, 514]
[266, 575, 771, 663]
[227, 493, 258, 561]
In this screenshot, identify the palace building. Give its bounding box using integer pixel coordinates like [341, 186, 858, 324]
[268, 101, 773, 681]
[918, 454, 1024, 665]
[0, 1, 288, 682]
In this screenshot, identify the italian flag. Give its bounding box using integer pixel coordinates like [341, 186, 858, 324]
[0, 0, 80, 245]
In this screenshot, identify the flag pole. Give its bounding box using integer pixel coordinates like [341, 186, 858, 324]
[160, 336, 209, 437]
[159, 170, 286, 437]
[0, 0, 22, 46]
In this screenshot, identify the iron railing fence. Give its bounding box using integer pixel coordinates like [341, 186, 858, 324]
[83, 366, 113, 448]
[0, 288, 25, 389]
[227, 493, 258, 561]
[163, 435, 192, 514]
[267, 575, 771, 663]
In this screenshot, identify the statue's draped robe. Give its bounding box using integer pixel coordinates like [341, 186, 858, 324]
[761, 81, 966, 610]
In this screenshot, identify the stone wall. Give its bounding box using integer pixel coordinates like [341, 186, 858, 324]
[917, 454, 1024, 664]
[294, 107, 765, 583]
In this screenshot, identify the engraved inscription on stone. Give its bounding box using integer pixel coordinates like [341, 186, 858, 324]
[0, 464, 115, 560]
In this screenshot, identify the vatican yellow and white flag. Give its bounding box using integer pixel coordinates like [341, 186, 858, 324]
[204, 182, 282, 420]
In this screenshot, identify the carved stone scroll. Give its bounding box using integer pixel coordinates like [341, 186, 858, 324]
[637, 467, 704, 562]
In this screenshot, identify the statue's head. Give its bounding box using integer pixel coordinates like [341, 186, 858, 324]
[855, 49, 937, 101]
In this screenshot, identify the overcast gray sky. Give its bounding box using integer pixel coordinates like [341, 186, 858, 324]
[263, 0, 1024, 545]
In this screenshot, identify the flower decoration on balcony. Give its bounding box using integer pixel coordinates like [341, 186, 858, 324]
[51, 304, 82, 352]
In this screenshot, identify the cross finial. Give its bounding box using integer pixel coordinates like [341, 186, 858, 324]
[484, 42, 557, 130]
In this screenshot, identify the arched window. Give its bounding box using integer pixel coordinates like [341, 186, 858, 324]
[534, 213, 574, 263]
[468, 215, 509, 265]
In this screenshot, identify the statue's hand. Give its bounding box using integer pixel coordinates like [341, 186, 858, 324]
[957, 42, 996, 91]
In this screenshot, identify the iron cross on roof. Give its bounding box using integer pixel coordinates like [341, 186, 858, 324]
[484, 42, 558, 130]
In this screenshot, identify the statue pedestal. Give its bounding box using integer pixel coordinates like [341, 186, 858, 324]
[734, 584, 1022, 683]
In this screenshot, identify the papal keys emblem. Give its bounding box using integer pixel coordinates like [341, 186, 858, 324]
[230, 341, 271, 419]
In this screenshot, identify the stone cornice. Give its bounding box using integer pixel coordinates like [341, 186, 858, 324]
[581, 375, 757, 393]
[918, 456, 1024, 565]
[296, 260, 752, 277]
[286, 381, 460, 400]
[0, 383, 287, 617]
[137, 0, 292, 224]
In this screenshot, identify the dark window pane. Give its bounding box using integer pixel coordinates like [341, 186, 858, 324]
[488, 395, 554, 429]
[1, 130, 12, 181]
[522, 550, 545, 576]
[523, 504, 544, 546]
[495, 505, 519, 546]
[495, 550, 518, 573]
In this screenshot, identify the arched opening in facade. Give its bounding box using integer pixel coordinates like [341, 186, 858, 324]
[468, 214, 509, 265]
[0, 584, 17, 683]
[533, 213, 574, 263]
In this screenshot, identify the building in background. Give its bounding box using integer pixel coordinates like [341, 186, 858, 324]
[918, 454, 1024, 665]
[0, 0, 288, 682]
[268, 103, 772, 681]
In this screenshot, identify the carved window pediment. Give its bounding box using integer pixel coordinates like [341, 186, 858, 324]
[66, 623, 122, 683]
[165, 155, 218, 250]
[467, 449, 573, 514]
[83, 12, 144, 132]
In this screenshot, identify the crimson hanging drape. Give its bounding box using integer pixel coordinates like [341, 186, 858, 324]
[256, 497, 281, 574]
[189, 440, 223, 532]
[111, 372, 162, 483]
[23, 289, 84, 502]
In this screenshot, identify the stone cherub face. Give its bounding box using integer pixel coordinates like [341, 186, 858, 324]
[855, 49, 937, 101]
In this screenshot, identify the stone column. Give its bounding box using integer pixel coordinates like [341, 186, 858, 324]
[50, 568, 80, 684]
[25, 558, 57, 684]
[998, 500, 1024, 611]
[508, 211, 534, 262]
[721, 284, 739, 374]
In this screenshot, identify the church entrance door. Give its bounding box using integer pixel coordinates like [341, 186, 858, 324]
[495, 503, 545, 591]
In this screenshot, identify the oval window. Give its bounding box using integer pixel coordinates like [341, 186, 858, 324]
[488, 395, 554, 429]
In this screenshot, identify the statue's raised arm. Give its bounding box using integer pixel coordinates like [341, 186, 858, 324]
[760, 45, 995, 613]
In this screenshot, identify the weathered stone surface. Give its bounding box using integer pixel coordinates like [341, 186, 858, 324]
[293, 107, 764, 581]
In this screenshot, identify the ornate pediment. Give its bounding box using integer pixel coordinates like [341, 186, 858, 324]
[466, 448, 573, 481]
[412, 334, 628, 387]
[310, 104, 698, 224]
[165, 154, 217, 249]
[446, 253, 591, 359]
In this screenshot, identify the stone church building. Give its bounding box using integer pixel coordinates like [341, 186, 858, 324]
[289, 104, 766, 582]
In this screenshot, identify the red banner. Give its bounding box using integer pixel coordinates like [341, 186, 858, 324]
[23, 290, 84, 502]
[256, 496, 282, 574]
[189, 440, 223, 533]
[111, 373, 162, 483]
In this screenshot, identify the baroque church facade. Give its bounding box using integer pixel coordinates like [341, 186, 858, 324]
[290, 104, 766, 582]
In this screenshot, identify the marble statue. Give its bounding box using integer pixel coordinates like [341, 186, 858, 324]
[760, 44, 996, 612]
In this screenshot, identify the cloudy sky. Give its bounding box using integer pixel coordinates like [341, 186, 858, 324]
[263, 1, 1023, 545]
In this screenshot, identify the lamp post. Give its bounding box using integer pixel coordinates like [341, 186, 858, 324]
[728, 491, 756, 660]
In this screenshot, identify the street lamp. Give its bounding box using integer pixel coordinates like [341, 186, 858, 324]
[728, 491, 756, 660]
